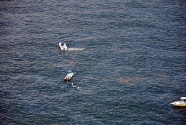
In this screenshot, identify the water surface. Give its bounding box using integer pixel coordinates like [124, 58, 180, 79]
[1, 0, 186, 124]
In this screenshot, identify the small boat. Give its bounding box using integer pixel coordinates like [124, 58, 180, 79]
[64, 70, 74, 81]
[59, 42, 67, 50]
[59, 42, 85, 51]
[170, 97, 186, 107]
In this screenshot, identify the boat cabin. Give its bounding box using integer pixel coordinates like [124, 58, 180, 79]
[181, 97, 186, 102]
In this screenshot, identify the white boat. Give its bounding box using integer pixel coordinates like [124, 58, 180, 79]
[64, 70, 74, 81]
[59, 42, 85, 51]
[59, 42, 67, 50]
[170, 97, 186, 107]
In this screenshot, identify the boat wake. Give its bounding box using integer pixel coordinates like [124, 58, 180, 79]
[67, 48, 85, 51]
[71, 82, 81, 90]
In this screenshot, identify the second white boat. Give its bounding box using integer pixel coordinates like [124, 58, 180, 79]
[170, 97, 186, 107]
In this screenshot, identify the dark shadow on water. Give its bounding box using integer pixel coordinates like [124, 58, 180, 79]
[172, 106, 186, 111]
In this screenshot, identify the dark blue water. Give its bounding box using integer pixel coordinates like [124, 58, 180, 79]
[1, 0, 186, 124]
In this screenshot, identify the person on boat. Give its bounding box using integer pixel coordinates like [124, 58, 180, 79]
[59, 42, 67, 50]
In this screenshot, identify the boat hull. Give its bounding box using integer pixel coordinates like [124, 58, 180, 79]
[170, 101, 186, 107]
[64, 77, 73, 81]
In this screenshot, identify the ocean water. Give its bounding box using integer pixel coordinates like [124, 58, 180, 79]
[0, 0, 186, 124]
